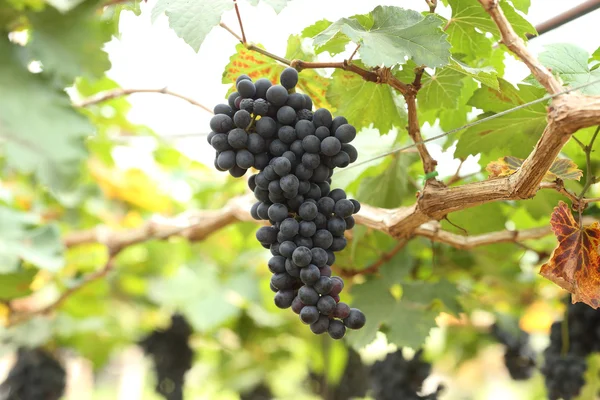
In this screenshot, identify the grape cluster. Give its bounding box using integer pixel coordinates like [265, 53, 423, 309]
[370, 349, 443, 400]
[240, 382, 273, 400]
[541, 300, 600, 400]
[208, 68, 365, 338]
[307, 348, 370, 400]
[138, 314, 194, 400]
[490, 323, 536, 380]
[0, 347, 66, 400]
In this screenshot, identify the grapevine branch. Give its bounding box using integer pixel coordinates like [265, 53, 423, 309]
[74, 88, 213, 114]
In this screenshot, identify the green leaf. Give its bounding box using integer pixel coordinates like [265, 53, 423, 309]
[441, 202, 506, 235]
[152, 0, 233, 52]
[418, 67, 465, 110]
[509, 0, 530, 13]
[0, 206, 65, 272]
[447, 58, 499, 89]
[454, 79, 547, 159]
[349, 277, 461, 348]
[0, 38, 93, 191]
[313, 6, 450, 68]
[28, 0, 113, 85]
[44, 0, 85, 12]
[446, 0, 535, 59]
[0, 269, 37, 300]
[326, 61, 407, 134]
[302, 19, 348, 56]
[539, 43, 600, 95]
[355, 153, 419, 208]
[247, 0, 291, 13]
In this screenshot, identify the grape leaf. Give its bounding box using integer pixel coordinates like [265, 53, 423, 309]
[0, 206, 65, 272]
[418, 68, 465, 110]
[592, 46, 600, 63]
[28, 0, 113, 85]
[509, 0, 530, 13]
[454, 79, 547, 159]
[326, 61, 407, 134]
[446, 0, 535, 59]
[152, 0, 233, 52]
[222, 39, 332, 110]
[313, 6, 450, 68]
[0, 38, 92, 192]
[301, 19, 347, 56]
[247, 0, 292, 13]
[0, 269, 37, 300]
[540, 202, 600, 308]
[447, 58, 499, 89]
[486, 156, 583, 181]
[539, 43, 600, 95]
[348, 278, 460, 348]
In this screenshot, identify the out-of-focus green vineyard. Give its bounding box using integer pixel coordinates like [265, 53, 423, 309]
[1, 0, 600, 399]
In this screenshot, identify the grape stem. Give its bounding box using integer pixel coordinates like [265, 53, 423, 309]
[425, 0, 438, 13]
[233, 0, 247, 44]
[74, 87, 213, 114]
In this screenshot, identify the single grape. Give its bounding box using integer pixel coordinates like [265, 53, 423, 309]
[274, 290, 295, 309]
[280, 174, 300, 194]
[236, 149, 254, 169]
[302, 153, 321, 170]
[268, 256, 286, 274]
[300, 306, 320, 324]
[250, 202, 260, 220]
[331, 116, 348, 134]
[236, 74, 251, 85]
[320, 265, 332, 277]
[256, 116, 277, 139]
[266, 85, 289, 106]
[291, 296, 305, 314]
[268, 203, 288, 222]
[300, 264, 321, 285]
[228, 128, 248, 149]
[280, 67, 299, 89]
[317, 197, 335, 215]
[214, 103, 234, 118]
[344, 308, 366, 329]
[294, 235, 313, 248]
[330, 237, 347, 251]
[334, 124, 357, 143]
[295, 164, 313, 180]
[285, 258, 301, 277]
[216, 150, 236, 170]
[310, 315, 330, 334]
[313, 229, 333, 249]
[292, 246, 312, 267]
[256, 202, 271, 220]
[317, 295, 336, 315]
[211, 133, 231, 151]
[321, 137, 341, 156]
[271, 272, 296, 290]
[335, 199, 355, 218]
[210, 114, 233, 133]
[328, 320, 346, 340]
[302, 94, 313, 110]
[296, 120, 316, 139]
[277, 105, 297, 125]
[279, 241, 297, 258]
[310, 248, 328, 268]
[299, 221, 317, 237]
[278, 125, 297, 144]
[228, 91, 240, 109]
[333, 302, 351, 319]
[298, 285, 319, 305]
[332, 151, 350, 168]
[237, 79, 256, 98]
[286, 93, 305, 110]
[269, 139, 288, 156]
[314, 276, 333, 295]
[240, 98, 254, 113]
[254, 78, 272, 99]
[273, 157, 292, 177]
[302, 135, 321, 153]
[342, 144, 358, 163]
[256, 226, 278, 244]
[330, 277, 344, 296]
[315, 126, 330, 141]
[313, 108, 333, 128]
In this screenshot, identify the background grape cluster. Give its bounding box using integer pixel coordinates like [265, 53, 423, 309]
[138, 314, 194, 400]
[370, 348, 442, 400]
[541, 300, 600, 400]
[208, 67, 365, 339]
[0, 347, 66, 400]
[491, 323, 536, 380]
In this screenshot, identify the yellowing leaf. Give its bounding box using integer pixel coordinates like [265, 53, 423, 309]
[88, 159, 173, 213]
[486, 156, 582, 181]
[540, 202, 600, 308]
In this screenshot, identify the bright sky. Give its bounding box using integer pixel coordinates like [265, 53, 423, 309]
[105, 0, 599, 179]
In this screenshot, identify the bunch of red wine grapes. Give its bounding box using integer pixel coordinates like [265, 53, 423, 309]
[370, 348, 443, 400]
[541, 300, 600, 400]
[208, 67, 366, 339]
[138, 314, 194, 400]
[0, 347, 66, 400]
[490, 323, 536, 381]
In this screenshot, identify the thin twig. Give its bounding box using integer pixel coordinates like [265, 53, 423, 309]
[348, 44, 360, 63]
[583, 196, 600, 204]
[445, 160, 465, 185]
[405, 92, 437, 175]
[219, 22, 243, 42]
[338, 241, 407, 277]
[233, 0, 247, 43]
[248, 43, 292, 65]
[577, 126, 600, 222]
[412, 66, 425, 90]
[75, 88, 213, 114]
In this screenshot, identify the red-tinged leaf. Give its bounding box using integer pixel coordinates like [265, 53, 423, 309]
[540, 201, 600, 308]
[486, 156, 582, 181]
[222, 42, 333, 110]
